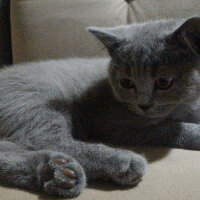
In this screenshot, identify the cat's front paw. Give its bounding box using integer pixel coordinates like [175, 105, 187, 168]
[37, 152, 86, 198]
[108, 150, 147, 186]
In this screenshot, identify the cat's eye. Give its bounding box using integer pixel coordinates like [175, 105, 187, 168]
[155, 78, 173, 90]
[120, 78, 134, 89]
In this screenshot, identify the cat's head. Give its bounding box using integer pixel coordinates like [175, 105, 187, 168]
[88, 17, 200, 118]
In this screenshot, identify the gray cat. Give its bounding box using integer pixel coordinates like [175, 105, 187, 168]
[0, 17, 200, 198]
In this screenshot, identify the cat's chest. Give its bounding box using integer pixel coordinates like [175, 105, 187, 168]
[87, 102, 159, 137]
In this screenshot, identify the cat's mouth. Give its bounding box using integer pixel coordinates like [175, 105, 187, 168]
[143, 104, 177, 118]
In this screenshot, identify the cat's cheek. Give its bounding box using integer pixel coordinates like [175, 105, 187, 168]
[113, 88, 136, 104]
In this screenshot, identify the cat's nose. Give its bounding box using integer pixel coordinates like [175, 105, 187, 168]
[138, 104, 153, 111]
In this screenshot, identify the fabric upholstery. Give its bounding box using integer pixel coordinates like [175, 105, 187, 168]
[11, 0, 200, 63]
[11, 0, 127, 63]
[128, 0, 200, 23]
[0, 0, 12, 66]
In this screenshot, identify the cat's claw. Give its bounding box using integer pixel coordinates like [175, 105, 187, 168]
[37, 153, 86, 198]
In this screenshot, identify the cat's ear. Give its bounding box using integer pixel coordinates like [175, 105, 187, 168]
[88, 26, 123, 56]
[167, 17, 200, 56]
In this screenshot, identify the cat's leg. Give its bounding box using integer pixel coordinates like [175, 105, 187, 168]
[25, 139, 147, 187]
[0, 141, 147, 196]
[17, 136, 147, 188]
[139, 121, 200, 150]
[0, 141, 86, 198]
[64, 141, 147, 186]
[8, 107, 147, 188]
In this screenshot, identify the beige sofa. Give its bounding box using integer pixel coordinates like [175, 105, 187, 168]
[0, 0, 200, 199]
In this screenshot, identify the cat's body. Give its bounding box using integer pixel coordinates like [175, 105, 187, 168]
[0, 17, 200, 198]
[0, 58, 168, 145]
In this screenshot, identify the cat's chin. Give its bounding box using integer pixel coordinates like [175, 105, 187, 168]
[136, 111, 170, 119]
[145, 113, 169, 119]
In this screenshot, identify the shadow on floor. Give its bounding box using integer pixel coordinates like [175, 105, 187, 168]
[105, 145, 171, 163]
[131, 146, 171, 163]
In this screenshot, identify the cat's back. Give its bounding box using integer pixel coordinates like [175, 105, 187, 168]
[0, 58, 110, 100]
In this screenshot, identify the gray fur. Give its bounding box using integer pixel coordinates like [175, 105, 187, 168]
[0, 17, 200, 198]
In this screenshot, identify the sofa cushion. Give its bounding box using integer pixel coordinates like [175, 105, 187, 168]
[0, 147, 199, 200]
[11, 0, 127, 63]
[128, 0, 200, 23]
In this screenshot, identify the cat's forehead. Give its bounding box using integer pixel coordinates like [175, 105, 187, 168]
[126, 19, 182, 42]
[118, 19, 188, 57]
[117, 19, 195, 69]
